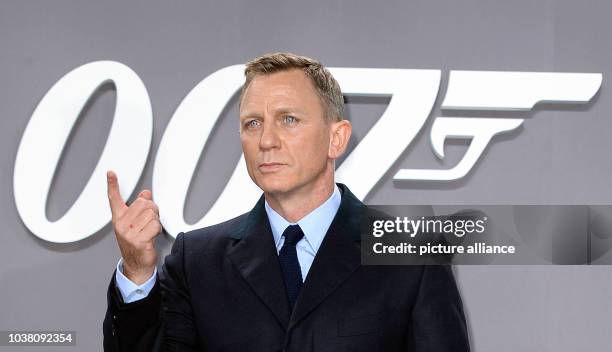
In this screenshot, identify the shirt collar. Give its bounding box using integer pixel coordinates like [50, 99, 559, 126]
[264, 184, 341, 253]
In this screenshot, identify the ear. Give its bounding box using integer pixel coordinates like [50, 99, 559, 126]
[328, 119, 352, 159]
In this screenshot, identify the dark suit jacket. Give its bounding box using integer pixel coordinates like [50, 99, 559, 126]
[103, 183, 469, 351]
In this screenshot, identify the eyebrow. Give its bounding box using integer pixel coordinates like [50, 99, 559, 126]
[239, 112, 261, 120]
[240, 106, 306, 119]
[274, 107, 305, 117]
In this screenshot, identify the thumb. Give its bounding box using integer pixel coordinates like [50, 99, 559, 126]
[106, 170, 126, 216]
[138, 189, 152, 200]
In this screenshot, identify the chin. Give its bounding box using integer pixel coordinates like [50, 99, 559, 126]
[259, 183, 295, 195]
[255, 176, 297, 195]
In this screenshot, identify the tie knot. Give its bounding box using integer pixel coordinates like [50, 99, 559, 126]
[282, 224, 304, 245]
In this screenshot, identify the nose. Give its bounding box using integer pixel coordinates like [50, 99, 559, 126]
[259, 120, 281, 150]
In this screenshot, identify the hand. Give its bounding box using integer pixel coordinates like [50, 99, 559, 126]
[107, 170, 161, 285]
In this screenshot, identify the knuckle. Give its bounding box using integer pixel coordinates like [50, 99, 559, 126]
[146, 201, 160, 214]
[134, 198, 145, 207]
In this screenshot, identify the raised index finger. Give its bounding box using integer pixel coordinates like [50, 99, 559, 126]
[106, 170, 126, 217]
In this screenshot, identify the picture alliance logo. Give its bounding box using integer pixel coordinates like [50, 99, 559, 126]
[13, 61, 602, 243]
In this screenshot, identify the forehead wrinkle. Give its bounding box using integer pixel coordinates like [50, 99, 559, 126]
[242, 91, 307, 118]
[240, 71, 322, 119]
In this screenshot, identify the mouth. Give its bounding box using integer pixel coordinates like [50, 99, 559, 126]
[258, 162, 286, 172]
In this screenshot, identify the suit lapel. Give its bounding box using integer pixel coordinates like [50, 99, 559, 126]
[288, 183, 364, 329]
[227, 195, 291, 330]
[226, 183, 365, 331]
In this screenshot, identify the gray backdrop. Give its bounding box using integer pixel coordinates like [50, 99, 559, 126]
[1, 0, 611, 351]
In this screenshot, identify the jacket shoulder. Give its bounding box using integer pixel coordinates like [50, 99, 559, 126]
[177, 212, 250, 256]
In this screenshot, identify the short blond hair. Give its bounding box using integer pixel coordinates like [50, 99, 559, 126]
[240, 52, 344, 122]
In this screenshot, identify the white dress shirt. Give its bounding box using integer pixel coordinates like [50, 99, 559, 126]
[264, 184, 341, 282]
[115, 184, 341, 303]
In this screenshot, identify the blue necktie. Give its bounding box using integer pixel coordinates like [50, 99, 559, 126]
[278, 224, 304, 309]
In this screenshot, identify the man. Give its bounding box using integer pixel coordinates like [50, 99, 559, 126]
[103, 52, 469, 351]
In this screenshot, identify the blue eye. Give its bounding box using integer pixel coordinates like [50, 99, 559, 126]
[245, 119, 260, 129]
[284, 115, 297, 124]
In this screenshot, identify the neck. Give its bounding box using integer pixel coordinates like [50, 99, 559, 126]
[264, 171, 335, 223]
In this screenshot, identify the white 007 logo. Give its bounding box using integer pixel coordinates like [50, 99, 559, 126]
[13, 61, 602, 243]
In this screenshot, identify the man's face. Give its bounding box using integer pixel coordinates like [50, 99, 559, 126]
[239, 69, 333, 196]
